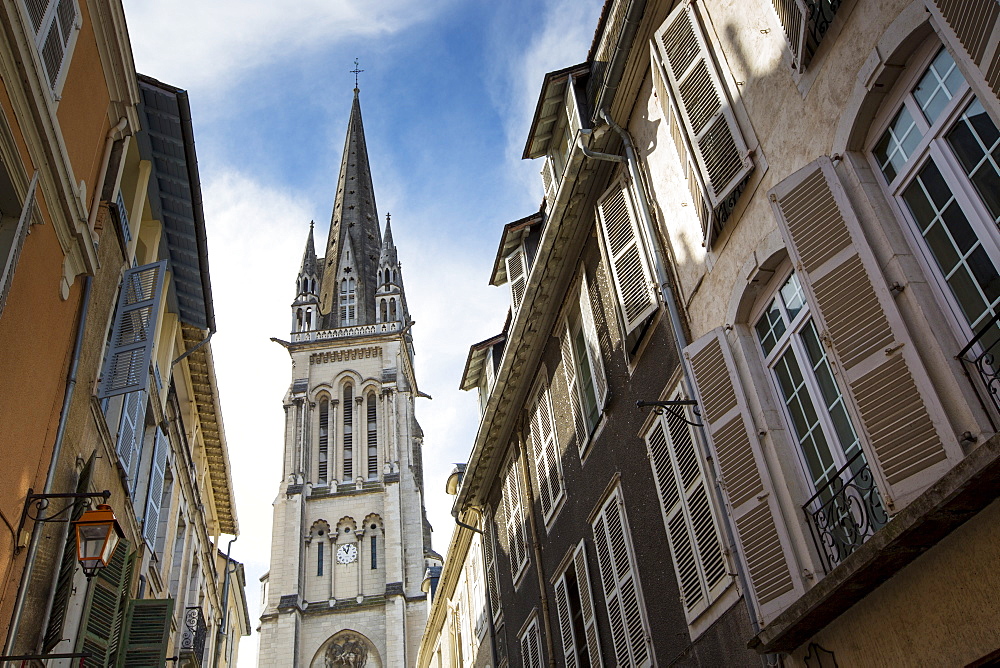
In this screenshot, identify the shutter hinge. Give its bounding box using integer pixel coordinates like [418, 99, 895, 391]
[756, 491, 770, 501]
[884, 342, 904, 356]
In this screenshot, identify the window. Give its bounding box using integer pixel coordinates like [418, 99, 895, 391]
[23, 0, 80, 94]
[505, 246, 527, 312]
[644, 387, 729, 620]
[318, 397, 330, 483]
[371, 535, 377, 569]
[483, 506, 502, 623]
[596, 178, 658, 342]
[343, 384, 354, 481]
[0, 170, 37, 319]
[591, 487, 652, 667]
[517, 615, 543, 668]
[340, 277, 356, 325]
[870, 45, 1000, 362]
[501, 454, 529, 583]
[367, 392, 378, 479]
[767, 0, 845, 72]
[317, 542, 324, 576]
[561, 271, 609, 449]
[553, 542, 602, 668]
[528, 377, 564, 524]
[651, 1, 753, 244]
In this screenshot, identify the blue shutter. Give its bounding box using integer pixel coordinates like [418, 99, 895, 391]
[142, 426, 168, 546]
[99, 260, 167, 398]
[116, 389, 146, 491]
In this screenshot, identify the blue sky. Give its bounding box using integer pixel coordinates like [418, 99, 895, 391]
[124, 0, 604, 662]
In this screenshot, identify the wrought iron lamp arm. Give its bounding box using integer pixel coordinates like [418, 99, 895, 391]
[635, 400, 704, 427]
[15, 489, 111, 553]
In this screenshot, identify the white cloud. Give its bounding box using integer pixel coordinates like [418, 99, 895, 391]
[123, 0, 447, 89]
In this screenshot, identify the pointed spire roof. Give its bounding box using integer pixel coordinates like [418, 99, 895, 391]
[318, 89, 382, 325]
[300, 221, 317, 277]
[383, 213, 394, 248]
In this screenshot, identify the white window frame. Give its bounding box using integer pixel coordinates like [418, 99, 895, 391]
[561, 269, 610, 457]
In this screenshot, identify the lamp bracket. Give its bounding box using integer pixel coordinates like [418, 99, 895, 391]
[635, 400, 704, 427]
[16, 489, 111, 553]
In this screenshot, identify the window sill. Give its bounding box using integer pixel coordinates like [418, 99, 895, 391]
[750, 431, 1000, 653]
[578, 414, 608, 464]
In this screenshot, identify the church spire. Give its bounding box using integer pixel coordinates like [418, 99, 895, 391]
[318, 89, 382, 326]
[292, 222, 320, 334]
[300, 220, 317, 278]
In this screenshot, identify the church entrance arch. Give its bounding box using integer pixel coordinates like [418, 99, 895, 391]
[311, 630, 382, 668]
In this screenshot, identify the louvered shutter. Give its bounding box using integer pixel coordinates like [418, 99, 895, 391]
[578, 273, 609, 409]
[99, 260, 167, 398]
[541, 159, 557, 203]
[142, 426, 168, 546]
[685, 329, 799, 624]
[553, 577, 577, 668]
[483, 507, 502, 622]
[503, 456, 528, 578]
[116, 389, 146, 491]
[573, 543, 602, 668]
[519, 618, 543, 668]
[591, 489, 652, 668]
[116, 598, 174, 667]
[653, 3, 752, 214]
[0, 170, 37, 319]
[925, 0, 1000, 98]
[505, 248, 527, 312]
[596, 178, 658, 336]
[32, 0, 78, 90]
[768, 157, 957, 510]
[768, 0, 809, 71]
[76, 541, 131, 668]
[561, 322, 588, 446]
[529, 383, 562, 522]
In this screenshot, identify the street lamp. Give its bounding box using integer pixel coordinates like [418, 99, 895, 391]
[74, 503, 125, 579]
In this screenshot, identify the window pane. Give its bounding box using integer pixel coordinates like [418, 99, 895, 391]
[947, 99, 1000, 224]
[875, 107, 922, 182]
[573, 327, 599, 431]
[800, 321, 860, 457]
[913, 48, 964, 124]
[755, 299, 786, 356]
[773, 348, 837, 489]
[779, 273, 805, 320]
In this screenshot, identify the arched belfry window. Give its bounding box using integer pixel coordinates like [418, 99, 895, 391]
[340, 278, 356, 325]
[318, 397, 330, 484]
[343, 384, 354, 481]
[389, 298, 397, 322]
[366, 392, 378, 479]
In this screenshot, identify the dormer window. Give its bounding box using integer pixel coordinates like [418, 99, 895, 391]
[505, 247, 527, 312]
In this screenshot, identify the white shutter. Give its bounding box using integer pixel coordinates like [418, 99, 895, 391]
[768, 158, 958, 510]
[591, 489, 652, 668]
[505, 247, 527, 312]
[541, 158, 558, 204]
[529, 382, 563, 523]
[560, 322, 588, 446]
[578, 272, 609, 409]
[519, 618, 543, 668]
[503, 456, 528, 579]
[596, 177, 658, 336]
[685, 329, 800, 624]
[484, 506, 502, 622]
[768, 0, 809, 71]
[573, 542, 602, 668]
[142, 426, 168, 546]
[653, 3, 752, 212]
[553, 576, 577, 668]
[116, 389, 146, 491]
[99, 260, 167, 399]
[0, 171, 38, 319]
[33, 0, 78, 91]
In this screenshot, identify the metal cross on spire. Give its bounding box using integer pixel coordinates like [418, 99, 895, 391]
[351, 58, 364, 89]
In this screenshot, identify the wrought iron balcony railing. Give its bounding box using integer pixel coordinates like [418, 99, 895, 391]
[180, 606, 207, 666]
[803, 451, 889, 574]
[958, 310, 1000, 426]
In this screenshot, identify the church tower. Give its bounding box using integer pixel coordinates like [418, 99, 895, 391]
[258, 88, 439, 668]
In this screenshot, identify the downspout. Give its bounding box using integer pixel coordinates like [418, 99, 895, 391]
[213, 535, 237, 668]
[516, 429, 556, 668]
[5, 275, 93, 655]
[87, 117, 129, 233]
[594, 107, 763, 642]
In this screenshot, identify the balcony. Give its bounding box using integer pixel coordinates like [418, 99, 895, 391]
[958, 311, 1000, 427]
[771, 0, 844, 71]
[179, 606, 207, 667]
[802, 451, 889, 574]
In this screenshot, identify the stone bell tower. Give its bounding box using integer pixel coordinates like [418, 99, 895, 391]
[257, 87, 438, 668]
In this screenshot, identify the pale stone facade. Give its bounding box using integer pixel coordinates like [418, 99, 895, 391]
[258, 90, 437, 668]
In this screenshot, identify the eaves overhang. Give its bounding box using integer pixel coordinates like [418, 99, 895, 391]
[522, 62, 590, 160]
[459, 315, 510, 392]
[489, 211, 545, 287]
[457, 133, 600, 513]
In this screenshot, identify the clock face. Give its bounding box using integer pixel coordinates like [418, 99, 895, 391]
[337, 544, 358, 564]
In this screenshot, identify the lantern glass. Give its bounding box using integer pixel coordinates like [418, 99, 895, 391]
[74, 504, 123, 576]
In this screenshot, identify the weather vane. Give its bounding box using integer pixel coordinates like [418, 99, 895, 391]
[351, 58, 364, 89]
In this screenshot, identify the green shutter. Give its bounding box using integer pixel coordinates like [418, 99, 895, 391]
[116, 598, 174, 668]
[76, 541, 131, 668]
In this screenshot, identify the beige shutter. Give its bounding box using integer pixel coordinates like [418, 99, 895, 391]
[596, 177, 658, 336]
[768, 0, 809, 71]
[591, 489, 652, 667]
[553, 576, 578, 668]
[685, 329, 799, 624]
[0, 170, 38, 319]
[653, 2, 752, 214]
[505, 247, 527, 312]
[561, 322, 588, 445]
[579, 272, 609, 408]
[925, 0, 1000, 97]
[573, 543, 602, 667]
[768, 157, 958, 510]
